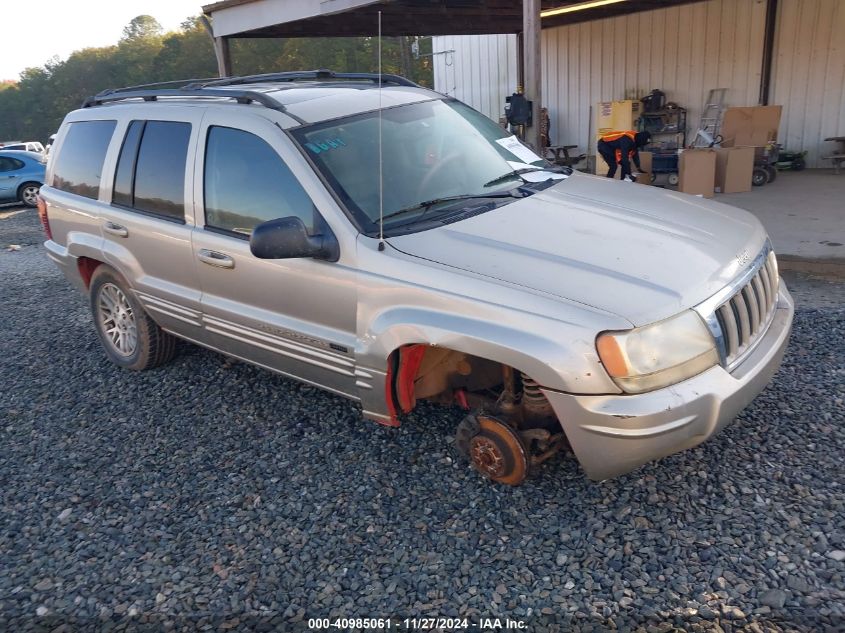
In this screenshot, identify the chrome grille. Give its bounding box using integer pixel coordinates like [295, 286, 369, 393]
[711, 249, 779, 368]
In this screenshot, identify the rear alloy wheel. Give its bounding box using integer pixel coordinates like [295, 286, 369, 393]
[18, 183, 40, 208]
[89, 266, 177, 370]
[98, 283, 138, 357]
[466, 414, 528, 486]
[752, 167, 769, 187]
[667, 173, 679, 186]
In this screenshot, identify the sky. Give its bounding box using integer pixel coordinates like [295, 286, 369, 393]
[0, 0, 206, 81]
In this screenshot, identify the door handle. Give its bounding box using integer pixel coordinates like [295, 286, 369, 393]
[197, 249, 235, 269]
[103, 222, 128, 237]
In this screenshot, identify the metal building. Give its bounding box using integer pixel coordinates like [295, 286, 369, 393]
[433, 0, 845, 168]
[202, 0, 720, 153]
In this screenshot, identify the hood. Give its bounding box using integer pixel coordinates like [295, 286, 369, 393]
[387, 172, 768, 326]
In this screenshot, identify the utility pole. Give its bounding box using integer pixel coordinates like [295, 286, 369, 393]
[523, 0, 542, 152]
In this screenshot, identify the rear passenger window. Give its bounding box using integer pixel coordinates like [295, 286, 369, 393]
[112, 120, 191, 222]
[204, 126, 317, 236]
[52, 120, 116, 199]
[0, 157, 24, 172]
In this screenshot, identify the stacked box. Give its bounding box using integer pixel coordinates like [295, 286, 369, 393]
[678, 149, 717, 198]
[714, 147, 755, 193]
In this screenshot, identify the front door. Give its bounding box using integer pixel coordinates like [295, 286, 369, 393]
[191, 111, 358, 398]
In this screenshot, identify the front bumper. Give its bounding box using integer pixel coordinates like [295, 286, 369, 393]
[543, 283, 794, 481]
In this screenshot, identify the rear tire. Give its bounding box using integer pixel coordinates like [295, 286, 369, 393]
[765, 165, 778, 183]
[792, 157, 806, 171]
[667, 173, 679, 186]
[18, 182, 40, 208]
[89, 266, 177, 370]
[752, 167, 768, 187]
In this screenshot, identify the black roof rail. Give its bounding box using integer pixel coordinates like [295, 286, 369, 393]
[189, 69, 420, 89]
[80, 88, 306, 123]
[81, 69, 420, 118]
[96, 77, 221, 96]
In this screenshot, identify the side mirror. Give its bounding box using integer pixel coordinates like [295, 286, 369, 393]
[249, 216, 339, 262]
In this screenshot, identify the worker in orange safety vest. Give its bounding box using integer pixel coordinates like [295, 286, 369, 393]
[597, 130, 651, 181]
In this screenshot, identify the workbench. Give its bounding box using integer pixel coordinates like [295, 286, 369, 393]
[545, 144, 583, 167]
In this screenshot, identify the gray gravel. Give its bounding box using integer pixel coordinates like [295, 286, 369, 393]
[1, 208, 843, 632]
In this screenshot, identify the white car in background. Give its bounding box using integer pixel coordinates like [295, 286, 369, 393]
[1, 141, 45, 154]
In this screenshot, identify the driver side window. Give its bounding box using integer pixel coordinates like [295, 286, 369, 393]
[204, 126, 317, 237]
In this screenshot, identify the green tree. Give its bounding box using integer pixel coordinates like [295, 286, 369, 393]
[153, 22, 217, 81]
[121, 15, 163, 41]
[0, 15, 433, 144]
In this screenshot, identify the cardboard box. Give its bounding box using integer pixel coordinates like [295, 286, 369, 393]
[720, 106, 782, 147]
[714, 147, 754, 193]
[678, 149, 716, 198]
[636, 151, 653, 185]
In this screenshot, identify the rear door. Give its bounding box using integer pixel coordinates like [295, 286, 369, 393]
[99, 109, 206, 340]
[190, 110, 358, 397]
[0, 156, 24, 201]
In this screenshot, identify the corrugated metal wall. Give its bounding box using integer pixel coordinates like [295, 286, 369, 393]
[433, 0, 845, 168]
[771, 0, 845, 167]
[433, 34, 519, 122]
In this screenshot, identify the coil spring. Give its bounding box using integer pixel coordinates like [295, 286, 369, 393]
[520, 373, 545, 405]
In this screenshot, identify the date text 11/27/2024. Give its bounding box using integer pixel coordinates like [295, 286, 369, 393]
[307, 617, 528, 630]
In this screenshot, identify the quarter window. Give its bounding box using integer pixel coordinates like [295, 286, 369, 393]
[204, 126, 317, 236]
[112, 121, 143, 208]
[52, 120, 116, 199]
[112, 120, 191, 222]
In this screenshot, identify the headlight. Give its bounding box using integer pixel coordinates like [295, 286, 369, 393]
[596, 311, 719, 394]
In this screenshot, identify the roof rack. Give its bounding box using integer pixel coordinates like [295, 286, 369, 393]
[96, 77, 221, 96]
[188, 69, 420, 89]
[81, 69, 420, 118]
[81, 88, 304, 122]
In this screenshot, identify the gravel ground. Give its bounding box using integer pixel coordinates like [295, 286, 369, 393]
[1, 207, 843, 633]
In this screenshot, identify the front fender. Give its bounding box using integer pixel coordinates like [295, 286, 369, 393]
[359, 306, 620, 395]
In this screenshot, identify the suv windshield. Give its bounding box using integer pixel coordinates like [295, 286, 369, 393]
[292, 99, 565, 236]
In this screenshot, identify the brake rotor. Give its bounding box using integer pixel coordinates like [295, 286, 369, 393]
[468, 415, 528, 486]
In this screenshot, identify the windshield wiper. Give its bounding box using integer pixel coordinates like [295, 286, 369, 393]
[483, 165, 572, 188]
[380, 190, 524, 224]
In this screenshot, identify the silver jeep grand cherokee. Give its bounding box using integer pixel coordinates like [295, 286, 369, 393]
[39, 70, 793, 486]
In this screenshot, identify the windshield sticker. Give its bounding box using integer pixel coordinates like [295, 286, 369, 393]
[496, 136, 542, 164]
[305, 137, 347, 154]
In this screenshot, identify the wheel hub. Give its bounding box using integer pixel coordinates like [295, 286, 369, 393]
[465, 414, 528, 486]
[469, 435, 506, 478]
